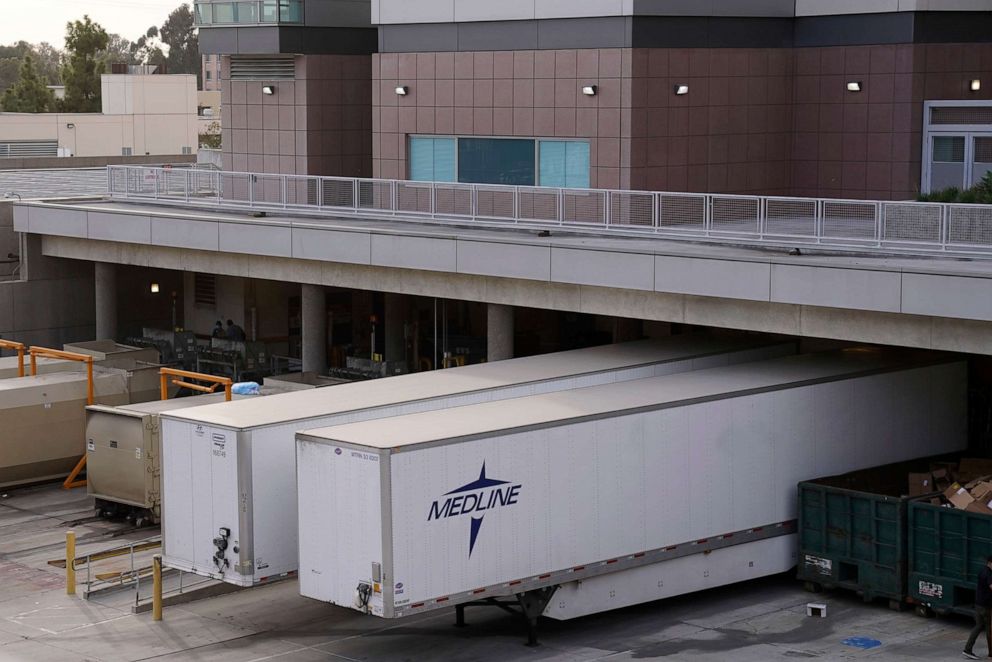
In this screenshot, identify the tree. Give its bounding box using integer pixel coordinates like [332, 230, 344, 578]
[61, 15, 109, 113]
[159, 4, 199, 82]
[0, 41, 33, 93]
[32, 42, 62, 84]
[130, 27, 166, 68]
[1, 55, 56, 112]
[102, 33, 136, 68]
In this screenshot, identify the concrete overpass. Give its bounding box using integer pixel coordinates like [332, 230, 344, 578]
[13, 188, 992, 357]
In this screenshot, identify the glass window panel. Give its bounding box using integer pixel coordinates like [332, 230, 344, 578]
[261, 0, 279, 22]
[538, 140, 566, 188]
[458, 138, 535, 186]
[564, 141, 590, 188]
[212, 2, 235, 23]
[933, 136, 965, 163]
[971, 136, 992, 186]
[195, 2, 214, 24]
[409, 137, 456, 182]
[433, 138, 456, 182]
[280, 0, 303, 23]
[235, 1, 259, 23]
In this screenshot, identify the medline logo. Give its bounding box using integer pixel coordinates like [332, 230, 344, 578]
[427, 463, 521, 557]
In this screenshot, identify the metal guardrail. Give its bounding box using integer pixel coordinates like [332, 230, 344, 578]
[105, 165, 992, 257]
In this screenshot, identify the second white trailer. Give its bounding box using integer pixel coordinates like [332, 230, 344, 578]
[294, 349, 967, 632]
[159, 335, 794, 586]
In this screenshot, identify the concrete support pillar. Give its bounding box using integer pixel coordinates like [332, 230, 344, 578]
[301, 284, 327, 374]
[487, 304, 514, 362]
[94, 262, 117, 341]
[384, 293, 406, 366]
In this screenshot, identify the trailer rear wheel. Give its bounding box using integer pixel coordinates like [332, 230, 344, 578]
[888, 599, 905, 612]
[803, 581, 823, 594]
[915, 605, 935, 618]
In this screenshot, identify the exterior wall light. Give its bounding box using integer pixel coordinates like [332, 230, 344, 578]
[582, 85, 597, 96]
[674, 84, 689, 96]
[262, 85, 275, 95]
[150, 283, 160, 294]
[846, 81, 862, 92]
[66, 123, 75, 129]
[971, 79, 982, 92]
[395, 86, 409, 96]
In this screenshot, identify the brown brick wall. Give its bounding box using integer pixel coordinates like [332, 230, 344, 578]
[222, 54, 372, 177]
[373, 44, 992, 200]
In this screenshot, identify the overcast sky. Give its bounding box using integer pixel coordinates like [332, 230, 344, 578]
[1, 0, 187, 47]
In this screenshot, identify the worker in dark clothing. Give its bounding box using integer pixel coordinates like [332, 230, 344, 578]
[212, 321, 225, 338]
[226, 319, 246, 341]
[963, 556, 992, 659]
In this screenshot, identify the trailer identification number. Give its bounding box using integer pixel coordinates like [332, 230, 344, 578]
[212, 433, 227, 458]
[350, 451, 378, 462]
[804, 555, 832, 576]
[918, 581, 943, 598]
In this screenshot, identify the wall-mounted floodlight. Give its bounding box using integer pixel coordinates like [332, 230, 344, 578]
[581, 85, 597, 96]
[150, 283, 160, 294]
[674, 84, 689, 96]
[971, 79, 982, 92]
[395, 86, 409, 96]
[262, 85, 275, 95]
[846, 81, 862, 92]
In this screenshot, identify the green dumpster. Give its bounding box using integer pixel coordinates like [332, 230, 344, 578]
[908, 499, 992, 617]
[798, 458, 948, 606]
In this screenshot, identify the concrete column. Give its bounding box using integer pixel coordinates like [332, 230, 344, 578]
[301, 284, 327, 374]
[94, 262, 117, 341]
[384, 293, 406, 367]
[487, 304, 514, 362]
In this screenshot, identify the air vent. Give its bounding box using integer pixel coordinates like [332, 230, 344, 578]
[230, 55, 295, 81]
[194, 273, 217, 307]
[0, 140, 58, 158]
[930, 106, 992, 126]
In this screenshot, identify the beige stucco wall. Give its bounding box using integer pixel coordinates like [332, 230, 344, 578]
[0, 74, 198, 158]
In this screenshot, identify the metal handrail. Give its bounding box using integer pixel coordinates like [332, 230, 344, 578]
[105, 165, 992, 258]
[0, 339, 25, 376]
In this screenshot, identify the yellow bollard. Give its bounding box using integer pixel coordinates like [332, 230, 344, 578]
[152, 554, 163, 621]
[65, 530, 76, 595]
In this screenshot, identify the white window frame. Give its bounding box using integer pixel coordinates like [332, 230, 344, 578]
[922, 100, 992, 193]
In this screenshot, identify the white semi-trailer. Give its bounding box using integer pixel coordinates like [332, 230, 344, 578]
[159, 335, 795, 586]
[294, 349, 967, 642]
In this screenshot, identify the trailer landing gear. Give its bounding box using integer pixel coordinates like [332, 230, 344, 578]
[453, 586, 558, 646]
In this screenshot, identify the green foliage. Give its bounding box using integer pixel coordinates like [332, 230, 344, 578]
[199, 132, 221, 149]
[61, 15, 109, 113]
[155, 4, 199, 82]
[919, 172, 992, 204]
[0, 41, 60, 95]
[1, 55, 56, 112]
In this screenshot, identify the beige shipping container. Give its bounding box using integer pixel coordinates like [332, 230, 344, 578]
[0, 368, 132, 489]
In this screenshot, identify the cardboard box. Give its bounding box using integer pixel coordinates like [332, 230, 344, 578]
[945, 483, 975, 510]
[972, 481, 992, 502]
[931, 467, 954, 490]
[966, 499, 992, 514]
[909, 472, 934, 496]
[959, 459, 992, 482]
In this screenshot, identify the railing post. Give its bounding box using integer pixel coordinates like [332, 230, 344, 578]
[758, 197, 766, 240]
[152, 554, 163, 621]
[430, 181, 436, 217]
[558, 188, 564, 226]
[184, 169, 190, 203]
[875, 201, 883, 247]
[514, 186, 520, 223]
[248, 174, 254, 207]
[390, 180, 397, 214]
[66, 530, 76, 596]
[604, 191, 612, 228]
[941, 204, 949, 251]
[352, 178, 360, 211]
[705, 195, 713, 236]
[281, 175, 288, 208]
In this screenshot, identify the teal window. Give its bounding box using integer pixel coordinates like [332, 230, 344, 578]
[538, 140, 590, 188]
[409, 137, 456, 182]
[458, 138, 535, 186]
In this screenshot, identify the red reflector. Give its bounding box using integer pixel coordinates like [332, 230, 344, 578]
[539, 574, 551, 579]
[411, 603, 424, 609]
[288, 570, 297, 575]
[753, 527, 763, 532]
[509, 580, 522, 586]
[724, 533, 733, 538]
[259, 576, 268, 582]
[634, 553, 645, 558]
[473, 588, 486, 594]
[436, 597, 449, 603]
[665, 546, 677, 551]
[606, 559, 618, 565]
[696, 539, 708, 544]
[573, 566, 585, 572]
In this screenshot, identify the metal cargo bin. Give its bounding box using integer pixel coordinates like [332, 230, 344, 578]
[0, 340, 160, 381]
[797, 456, 953, 606]
[0, 368, 132, 489]
[160, 335, 797, 587]
[0, 355, 74, 379]
[909, 500, 992, 617]
[295, 349, 967, 621]
[85, 393, 235, 522]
